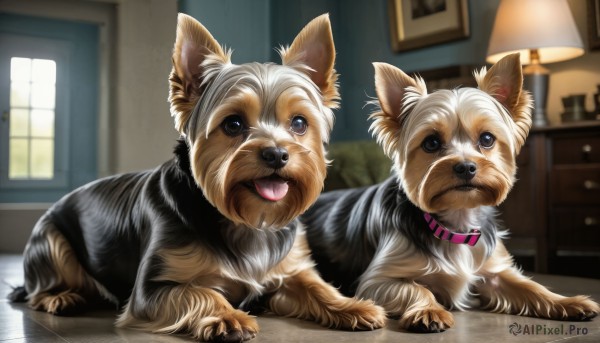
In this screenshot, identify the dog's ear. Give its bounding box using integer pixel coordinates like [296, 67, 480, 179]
[476, 53, 533, 153]
[477, 53, 525, 114]
[371, 62, 425, 158]
[169, 13, 229, 135]
[280, 14, 339, 108]
[373, 62, 422, 118]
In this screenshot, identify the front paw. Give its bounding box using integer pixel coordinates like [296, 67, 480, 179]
[554, 296, 599, 321]
[194, 309, 259, 342]
[329, 298, 387, 331]
[399, 306, 454, 333]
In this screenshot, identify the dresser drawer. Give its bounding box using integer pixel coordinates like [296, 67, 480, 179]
[554, 207, 600, 250]
[550, 166, 600, 204]
[552, 135, 600, 164]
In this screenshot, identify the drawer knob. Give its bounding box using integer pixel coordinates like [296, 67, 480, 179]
[582, 144, 592, 153]
[584, 180, 600, 190]
[584, 217, 598, 226]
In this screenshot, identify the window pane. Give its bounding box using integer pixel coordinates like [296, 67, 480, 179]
[10, 57, 31, 82]
[32, 59, 56, 84]
[9, 109, 29, 137]
[7, 56, 58, 182]
[10, 81, 30, 107]
[30, 139, 54, 179]
[31, 83, 55, 109]
[31, 109, 54, 138]
[9, 138, 29, 179]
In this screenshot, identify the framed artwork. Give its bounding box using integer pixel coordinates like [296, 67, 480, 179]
[589, 0, 600, 50]
[388, 0, 470, 52]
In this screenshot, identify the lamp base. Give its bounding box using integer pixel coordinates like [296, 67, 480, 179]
[523, 71, 549, 127]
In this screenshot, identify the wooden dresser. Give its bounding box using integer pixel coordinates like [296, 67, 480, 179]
[500, 121, 600, 277]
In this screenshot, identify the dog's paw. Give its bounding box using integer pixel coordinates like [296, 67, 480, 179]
[327, 298, 387, 331]
[194, 309, 259, 342]
[29, 291, 86, 316]
[400, 307, 454, 333]
[554, 296, 600, 321]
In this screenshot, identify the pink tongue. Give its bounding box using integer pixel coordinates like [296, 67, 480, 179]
[254, 178, 289, 201]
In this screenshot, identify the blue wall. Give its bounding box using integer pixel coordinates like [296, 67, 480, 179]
[179, 0, 500, 141]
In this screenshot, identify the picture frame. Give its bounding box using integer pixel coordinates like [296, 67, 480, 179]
[410, 64, 478, 90]
[388, 0, 470, 52]
[589, 0, 600, 51]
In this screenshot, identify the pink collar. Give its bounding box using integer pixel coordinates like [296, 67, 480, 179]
[423, 212, 481, 246]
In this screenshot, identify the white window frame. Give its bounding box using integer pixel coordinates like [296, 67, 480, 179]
[0, 34, 70, 189]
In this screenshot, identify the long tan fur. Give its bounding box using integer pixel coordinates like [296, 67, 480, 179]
[16, 12, 386, 343]
[354, 53, 599, 331]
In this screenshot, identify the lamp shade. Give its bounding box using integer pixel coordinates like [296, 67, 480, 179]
[486, 0, 584, 64]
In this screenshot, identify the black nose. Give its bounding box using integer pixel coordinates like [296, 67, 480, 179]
[261, 147, 289, 169]
[453, 161, 477, 180]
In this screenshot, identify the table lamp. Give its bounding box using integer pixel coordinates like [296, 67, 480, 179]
[486, 0, 584, 126]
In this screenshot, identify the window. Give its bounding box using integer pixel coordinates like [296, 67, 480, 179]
[0, 33, 69, 192]
[9, 57, 57, 180]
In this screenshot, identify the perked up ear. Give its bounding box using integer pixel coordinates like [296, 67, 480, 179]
[280, 14, 339, 108]
[475, 53, 533, 153]
[370, 62, 426, 158]
[169, 13, 229, 135]
[373, 62, 421, 118]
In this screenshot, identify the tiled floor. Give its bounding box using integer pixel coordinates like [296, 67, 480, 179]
[1, 254, 599, 342]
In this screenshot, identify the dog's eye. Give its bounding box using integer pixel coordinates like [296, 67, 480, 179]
[290, 116, 308, 135]
[479, 132, 496, 149]
[221, 115, 245, 136]
[422, 135, 442, 153]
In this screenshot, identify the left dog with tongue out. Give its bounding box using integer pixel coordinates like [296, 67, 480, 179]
[9, 13, 385, 342]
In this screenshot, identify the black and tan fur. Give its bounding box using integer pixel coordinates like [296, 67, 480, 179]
[9, 13, 385, 342]
[303, 54, 599, 333]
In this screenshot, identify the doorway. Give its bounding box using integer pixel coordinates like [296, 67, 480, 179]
[0, 13, 99, 203]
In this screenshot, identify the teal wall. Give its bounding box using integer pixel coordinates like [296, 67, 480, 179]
[179, 0, 271, 64]
[179, 0, 500, 141]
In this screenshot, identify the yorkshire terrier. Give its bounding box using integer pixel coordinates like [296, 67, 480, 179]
[8, 13, 385, 341]
[303, 53, 599, 333]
